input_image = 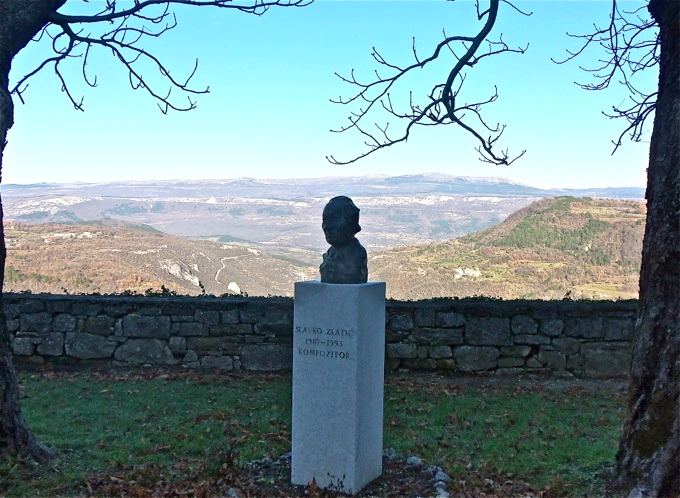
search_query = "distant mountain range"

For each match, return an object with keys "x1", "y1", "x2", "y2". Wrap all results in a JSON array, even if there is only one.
[
  {"x1": 2, "y1": 174, "x2": 645, "y2": 199},
  {"x1": 4, "y1": 196, "x2": 645, "y2": 300},
  {"x1": 2, "y1": 174, "x2": 645, "y2": 257}
]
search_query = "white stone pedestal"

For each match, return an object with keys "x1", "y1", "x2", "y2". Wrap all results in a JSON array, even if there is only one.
[{"x1": 291, "y1": 281, "x2": 386, "y2": 495}]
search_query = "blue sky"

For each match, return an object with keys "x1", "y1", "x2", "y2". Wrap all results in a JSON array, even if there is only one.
[{"x1": 4, "y1": 0, "x2": 655, "y2": 188}]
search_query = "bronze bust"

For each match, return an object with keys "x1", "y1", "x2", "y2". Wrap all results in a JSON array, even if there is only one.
[{"x1": 319, "y1": 196, "x2": 368, "y2": 284}]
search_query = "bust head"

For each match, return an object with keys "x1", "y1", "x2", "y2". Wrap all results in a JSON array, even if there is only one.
[
  {"x1": 319, "y1": 196, "x2": 367, "y2": 284},
  {"x1": 322, "y1": 196, "x2": 361, "y2": 248}
]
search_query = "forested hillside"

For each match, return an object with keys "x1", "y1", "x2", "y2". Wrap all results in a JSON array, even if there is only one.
[{"x1": 369, "y1": 197, "x2": 645, "y2": 300}]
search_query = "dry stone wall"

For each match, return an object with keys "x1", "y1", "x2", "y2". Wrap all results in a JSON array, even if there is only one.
[{"x1": 6, "y1": 293, "x2": 636, "y2": 378}]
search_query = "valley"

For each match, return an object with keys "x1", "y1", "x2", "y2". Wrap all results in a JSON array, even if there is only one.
[{"x1": 4, "y1": 193, "x2": 645, "y2": 300}]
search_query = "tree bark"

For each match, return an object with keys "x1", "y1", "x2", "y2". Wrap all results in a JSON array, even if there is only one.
[
  {"x1": 0, "y1": 0, "x2": 65, "y2": 462},
  {"x1": 0, "y1": 94, "x2": 54, "y2": 462},
  {"x1": 615, "y1": 0, "x2": 680, "y2": 495}
]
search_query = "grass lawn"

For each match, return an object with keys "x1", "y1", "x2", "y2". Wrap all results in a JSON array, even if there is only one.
[{"x1": 2, "y1": 368, "x2": 627, "y2": 496}]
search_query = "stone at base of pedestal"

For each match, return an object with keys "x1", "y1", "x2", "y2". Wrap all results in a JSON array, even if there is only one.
[{"x1": 291, "y1": 281, "x2": 386, "y2": 495}]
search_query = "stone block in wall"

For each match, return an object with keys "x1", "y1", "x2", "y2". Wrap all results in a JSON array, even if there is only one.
[
  {"x1": 201, "y1": 355, "x2": 234, "y2": 371},
  {"x1": 6, "y1": 319, "x2": 20, "y2": 333},
  {"x1": 195, "y1": 310, "x2": 220, "y2": 325},
  {"x1": 540, "y1": 319, "x2": 564, "y2": 337},
  {"x1": 159, "y1": 303, "x2": 196, "y2": 317},
  {"x1": 414, "y1": 308, "x2": 436, "y2": 327},
  {"x1": 240, "y1": 307, "x2": 266, "y2": 324},
  {"x1": 602, "y1": 318, "x2": 634, "y2": 341},
  {"x1": 538, "y1": 349, "x2": 567, "y2": 371},
  {"x1": 402, "y1": 359, "x2": 437, "y2": 370},
  {"x1": 222, "y1": 310, "x2": 240, "y2": 324},
  {"x1": 183, "y1": 350, "x2": 198, "y2": 364},
  {"x1": 552, "y1": 338, "x2": 580, "y2": 355},
  {"x1": 417, "y1": 346, "x2": 428, "y2": 359},
  {"x1": 169, "y1": 336, "x2": 187, "y2": 353},
  {"x1": 20, "y1": 299, "x2": 45, "y2": 313},
  {"x1": 4, "y1": 303, "x2": 20, "y2": 319},
  {"x1": 65, "y1": 332, "x2": 117, "y2": 359},
  {"x1": 241, "y1": 344, "x2": 292, "y2": 371},
  {"x1": 411, "y1": 328, "x2": 464, "y2": 346},
  {"x1": 582, "y1": 343, "x2": 630, "y2": 378},
  {"x1": 385, "y1": 358, "x2": 401, "y2": 370},
  {"x1": 565, "y1": 317, "x2": 604, "y2": 338},
  {"x1": 386, "y1": 343, "x2": 417, "y2": 359},
  {"x1": 385, "y1": 329, "x2": 408, "y2": 343},
  {"x1": 498, "y1": 357, "x2": 524, "y2": 368},
  {"x1": 466, "y1": 318, "x2": 512, "y2": 346},
  {"x1": 37, "y1": 333, "x2": 65, "y2": 356},
  {"x1": 453, "y1": 346, "x2": 499, "y2": 372},
  {"x1": 567, "y1": 354, "x2": 584, "y2": 375},
  {"x1": 254, "y1": 323, "x2": 291, "y2": 336},
  {"x1": 531, "y1": 308, "x2": 560, "y2": 320},
  {"x1": 267, "y1": 335, "x2": 295, "y2": 345},
  {"x1": 265, "y1": 306, "x2": 292, "y2": 324},
  {"x1": 245, "y1": 335, "x2": 264, "y2": 344},
  {"x1": 174, "y1": 322, "x2": 205, "y2": 337},
  {"x1": 436, "y1": 312, "x2": 465, "y2": 328},
  {"x1": 429, "y1": 346, "x2": 452, "y2": 359},
  {"x1": 71, "y1": 302, "x2": 103, "y2": 316},
  {"x1": 186, "y1": 336, "x2": 242, "y2": 354},
  {"x1": 210, "y1": 324, "x2": 253, "y2": 336},
  {"x1": 103, "y1": 304, "x2": 136, "y2": 317},
  {"x1": 171, "y1": 315, "x2": 193, "y2": 323},
  {"x1": 53, "y1": 314, "x2": 77, "y2": 332},
  {"x1": 526, "y1": 357, "x2": 544, "y2": 369},
  {"x1": 138, "y1": 307, "x2": 162, "y2": 317},
  {"x1": 388, "y1": 313, "x2": 414, "y2": 332},
  {"x1": 85, "y1": 316, "x2": 116, "y2": 336},
  {"x1": 114, "y1": 338, "x2": 178, "y2": 365},
  {"x1": 514, "y1": 334, "x2": 550, "y2": 345},
  {"x1": 122, "y1": 315, "x2": 171, "y2": 339},
  {"x1": 46, "y1": 300, "x2": 69, "y2": 313},
  {"x1": 12, "y1": 337, "x2": 34, "y2": 356},
  {"x1": 20, "y1": 312, "x2": 52, "y2": 334},
  {"x1": 511, "y1": 315, "x2": 538, "y2": 335},
  {"x1": 496, "y1": 368, "x2": 525, "y2": 376},
  {"x1": 500, "y1": 346, "x2": 531, "y2": 358}
]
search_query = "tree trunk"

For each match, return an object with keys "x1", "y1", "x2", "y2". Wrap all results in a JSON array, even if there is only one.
[
  {"x1": 615, "y1": 0, "x2": 680, "y2": 495},
  {"x1": 0, "y1": 74, "x2": 53, "y2": 464},
  {"x1": 0, "y1": 0, "x2": 65, "y2": 462}
]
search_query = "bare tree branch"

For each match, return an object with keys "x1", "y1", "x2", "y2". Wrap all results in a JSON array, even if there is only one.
[
  {"x1": 553, "y1": 0, "x2": 658, "y2": 152},
  {"x1": 328, "y1": 0, "x2": 529, "y2": 166},
  {"x1": 11, "y1": 0, "x2": 311, "y2": 112}
]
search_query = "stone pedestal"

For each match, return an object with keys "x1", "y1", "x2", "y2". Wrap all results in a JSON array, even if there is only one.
[{"x1": 291, "y1": 281, "x2": 386, "y2": 495}]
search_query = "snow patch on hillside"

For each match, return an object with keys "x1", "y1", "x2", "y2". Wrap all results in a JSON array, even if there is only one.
[{"x1": 13, "y1": 196, "x2": 98, "y2": 214}]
